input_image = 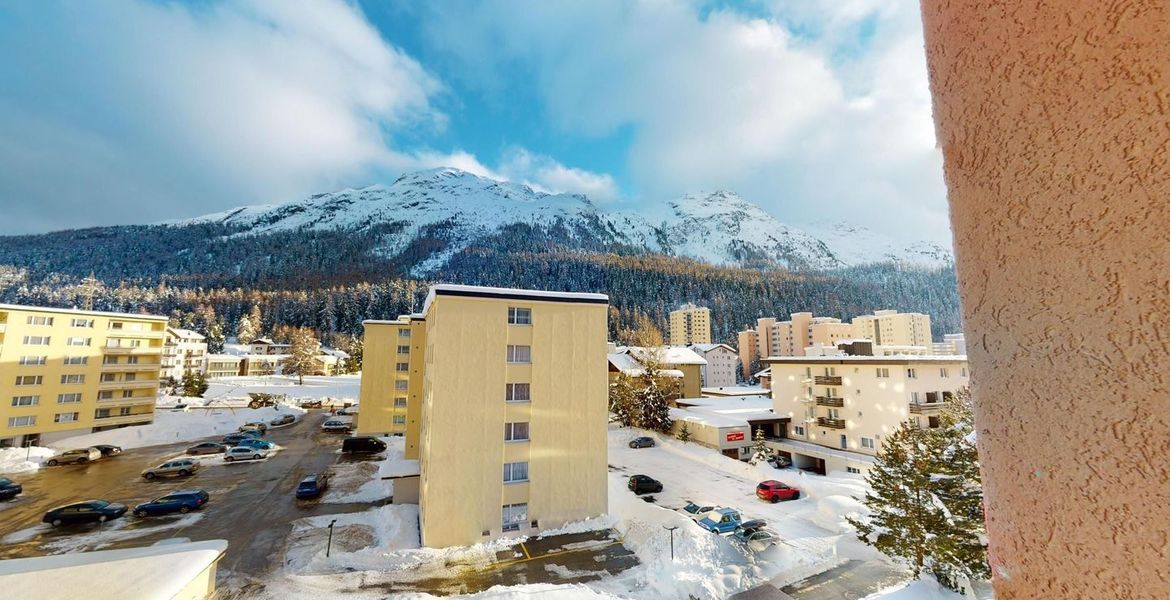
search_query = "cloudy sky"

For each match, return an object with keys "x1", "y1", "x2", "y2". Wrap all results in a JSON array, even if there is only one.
[{"x1": 0, "y1": 0, "x2": 950, "y2": 242}]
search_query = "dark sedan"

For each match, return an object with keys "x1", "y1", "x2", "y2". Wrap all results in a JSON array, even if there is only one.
[
  {"x1": 628, "y1": 474, "x2": 663, "y2": 495},
  {"x1": 186, "y1": 442, "x2": 227, "y2": 455},
  {"x1": 42, "y1": 500, "x2": 128, "y2": 527},
  {"x1": 92, "y1": 444, "x2": 123, "y2": 457},
  {"x1": 222, "y1": 432, "x2": 262, "y2": 445},
  {"x1": 628, "y1": 437, "x2": 655, "y2": 449},
  {"x1": 133, "y1": 490, "x2": 209, "y2": 517},
  {"x1": 295, "y1": 473, "x2": 330, "y2": 499},
  {"x1": 0, "y1": 477, "x2": 22, "y2": 501}
]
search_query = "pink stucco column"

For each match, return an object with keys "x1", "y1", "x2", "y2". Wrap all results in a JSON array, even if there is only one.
[{"x1": 920, "y1": 2, "x2": 1170, "y2": 598}]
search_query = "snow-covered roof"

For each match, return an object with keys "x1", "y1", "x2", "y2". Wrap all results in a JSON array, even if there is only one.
[
  {"x1": 774, "y1": 438, "x2": 877, "y2": 465},
  {"x1": 669, "y1": 407, "x2": 751, "y2": 429},
  {"x1": 607, "y1": 353, "x2": 684, "y2": 378},
  {"x1": 321, "y1": 348, "x2": 351, "y2": 359},
  {"x1": 689, "y1": 343, "x2": 736, "y2": 354},
  {"x1": 765, "y1": 354, "x2": 968, "y2": 364},
  {"x1": 753, "y1": 367, "x2": 771, "y2": 378},
  {"x1": 678, "y1": 395, "x2": 774, "y2": 411},
  {"x1": 674, "y1": 396, "x2": 778, "y2": 426},
  {"x1": 383, "y1": 459, "x2": 421, "y2": 478},
  {"x1": 0, "y1": 539, "x2": 227, "y2": 600},
  {"x1": 251, "y1": 337, "x2": 277, "y2": 345},
  {"x1": 166, "y1": 327, "x2": 205, "y2": 340},
  {"x1": 0, "y1": 303, "x2": 167, "y2": 321},
  {"x1": 423, "y1": 284, "x2": 608, "y2": 315},
  {"x1": 702, "y1": 386, "x2": 770, "y2": 397},
  {"x1": 622, "y1": 346, "x2": 707, "y2": 366}
]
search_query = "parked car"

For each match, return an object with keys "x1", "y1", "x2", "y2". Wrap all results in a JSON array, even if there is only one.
[
  {"x1": 342, "y1": 436, "x2": 387, "y2": 454},
  {"x1": 300, "y1": 399, "x2": 323, "y2": 409},
  {"x1": 45, "y1": 447, "x2": 101, "y2": 466},
  {"x1": 142, "y1": 458, "x2": 200, "y2": 480},
  {"x1": 186, "y1": 442, "x2": 226, "y2": 455},
  {"x1": 337, "y1": 404, "x2": 359, "y2": 416},
  {"x1": 171, "y1": 403, "x2": 189, "y2": 411},
  {"x1": 92, "y1": 445, "x2": 122, "y2": 457},
  {"x1": 239, "y1": 422, "x2": 268, "y2": 433},
  {"x1": 235, "y1": 438, "x2": 276, "y2": 451},
  {"x1": 698, "y1": 508, "x2": 743, "y2": 534},
  {"x1": 627, "y1": 474, "x2": 663, "y2": 495},
  {"x1": 270, "y1": 414, "x2": 296, "y2": 426},
  {"x1": 321, "y1": 419, "x2": 352, "y2": 433},
  {"x1": 732, "y1": 527, "x2": 778, "y2": 551},
  {"x1": 628, "y1": 437, "x2": 655, "y2": 449},
  {"x1": 224, "y1": 446, "x2": 269, "y2": 462},
  {"x1": 736, "y1": 519, "x2": 767, "y2": 532},
  {"x1": 222, "y1": 432, "x2": 262, "y2": 445},
  {"x1": 680, "y1": 501, "x2": 720, "y2": 522},
  {"x1": 767, "y1": 454, "x2": 792, "y2": 469},
  {"x1": 42, "y1": 500, "x2": 127, "y2": 527},
  {"x1": 756, "y1": 480, "x2": 801, "y2": 502},
  {"x1": 133, "y1": 490, "x2": 209, "y2": 517},
  {"x1": 295, "y1": 473, "x2": 330, "y2": 499},
  {"x1": 0, "y1": 477, "x2": 23, "y2": 501}
]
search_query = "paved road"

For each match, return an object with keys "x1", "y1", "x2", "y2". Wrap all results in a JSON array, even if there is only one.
[
  {"x1": 0, "y1": 412, "x2": 379, "y2": 583},
  {"x1": 781, "y1": 559, "x2": 908, "y2": 599}
]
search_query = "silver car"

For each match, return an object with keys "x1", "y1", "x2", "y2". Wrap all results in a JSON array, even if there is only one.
[
  {"x1": 142, "y1": 458, "x2": 200, "y2": 480},
  {"x1": 224, "y1": 446, "x2": 269, "y2": 462},
  {"x1": 45, "y1": 447, "x2": 101, "y2": 466}
]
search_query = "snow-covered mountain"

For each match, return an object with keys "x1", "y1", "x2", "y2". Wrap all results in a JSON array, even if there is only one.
[{"x1": 183, "y1": 167, "x2": 952, "y2": 274}]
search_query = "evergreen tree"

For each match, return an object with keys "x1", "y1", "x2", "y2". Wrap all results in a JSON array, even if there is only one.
[
  {"x1": 180, "y1": 371, "x2": 209, "y2": 398},
  {"x1": 748, "y1": 426, "x2": 769, "y2": 464},
  {"x1": 283, "y1": 328, "x2": 320, "y2": 385},
  {"x1": 929, "y1": 388, "x2": 989, "y2": 589},
  {"x1": 608, "y1": 372, "x2": 639, "y2": 426},
  {"x1": 236, "y1": 308, "x2": 258, "y2": 344},
  {"x1": 677, "y1": 420, "x2": 692, "y2": 443},
  {"x1": 342, "y1": 334, "x2": 363, "y2": 373}
]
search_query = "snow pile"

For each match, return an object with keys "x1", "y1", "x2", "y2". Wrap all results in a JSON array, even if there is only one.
[
  {"x1": 398, "y1": 583, "x2": 632, "y2": 599},
  {"x1": 194, "y1": 374, "x2": 361, "y2": 404},
  {"x1": 0, "y1": 446, "x2": 56, "y2": 474},
  {"x1": 283, "y1": 504, "x2": 421, "y2": 574},
  {"x1": 812, "y1": 495, "x2": 868, "y2": 534},
  {"x1": 47, "y1": 404, "x2": 305, "y2": 450},
  {"x1": 861, "y1": 575, "x2": 967, "y2": 600},
  {"x1": 322, "y1": 437, "x2": 404, "y2": 504}
]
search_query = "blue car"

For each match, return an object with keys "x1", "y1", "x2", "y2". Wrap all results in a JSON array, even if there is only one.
[
  {"x1": 235, "y1": 438, "x2": 276, "y2": 451},
  {"x1": 133, "y1": 489, "x2": 209, "y2": 517},
  {"x1": 222, "y1": 431, "x2": 262, "y2": 445},
  {"x1": 295, "y1": 473, "x2": 330, "y2": 499},
  {"x1": 0, "y1": 477, "x2": 22, "y2": 501},
  {"x1": 698, "y1": 508, "x2": 743, "y2": 534}
]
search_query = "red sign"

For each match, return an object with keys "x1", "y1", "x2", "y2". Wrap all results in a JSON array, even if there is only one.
[{"x1": 726, "y1": 431, "x2": 745, "y2": 442}]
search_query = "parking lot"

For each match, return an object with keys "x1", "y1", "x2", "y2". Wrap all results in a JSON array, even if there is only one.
[{"x1": 0, "y1": 413, "x2": 385, "y2": 583}]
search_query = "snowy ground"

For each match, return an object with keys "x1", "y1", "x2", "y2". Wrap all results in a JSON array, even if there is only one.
[
  {"x1": 194, "y1": 374, "x2": 361, "y2": 406},
  {"x1": 319, "y1": 436, "x2": 403, "y2": 504},
  {"x1": 45, "y1": 405, "x2": 304, "y2": 452},
  {"x1": 0, "y1": 446, "x2": 58, "y2": 475}
]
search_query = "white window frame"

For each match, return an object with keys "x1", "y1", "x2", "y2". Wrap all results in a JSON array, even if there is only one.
[
  {"x1": 395, "y1": 362, "x2": 409, "y2": 372},
  {"x1": 65, "y1": 356, "x2": 89, "y2": 365},
  {"x1": 54, "y1": 412, "x2": 80, "y2": 423},
  {"x1": 70, "y1": 318, "x2": 94, "y2": 328},
  {"x1": 22, "y1": 335, "x2": 50, "y2": 346},
  {"x1": 504, "y1": 422, "x2": 530, "y2": 442},
  {"x1": 394, "y1": 380, "x2": 409, "y2": 391},
  {"x1": 392, "y1": 415, "x2": 406, "y2": 425},
  {"x1": 15, "y1": 375, "x2": 42, "y2": 386},
  {"x1": 19, "y1": 356, "x2": 47, "y2": 366},
  {"x1": 7, "y1": 415, "x2": 36, "y2": 428},
  {"x1": 66, "y1": 337, "x2": 91, "y2": 347},
  {"x1": 26, "y1": 316, "x2": 53, "y2": 326},
  {"x1": 394, "y1": 396, "x2": 407, "y2": 407},
  {"x1": 906, "y1": 368, "x2": 918, "y2": 379},
  {"x1": 57, "y1": 393, "x2": 83, "y2": 404},
  {"x1": 98, "y1": 391, "x2": 114, "y2": 400},
  {"x1": 507, "y1": 307, "x2": 532, "y2": 325},
  {"x1": 793, "y1": 425, "x2": 805, "y2": 436},
  {"x1": 398, "y1": 328, "x2": 411, "y2": 338},
  {"x1": 95, "y1": 408, "x2": 111, "y2": 418},
  {"x1": 940, "y1": 368, "x2": 949, "y2": 378},
  {"x1": 506, "y1": 345, "x2": 531, "y2": 364},
  {"x1": 505, "y1": 383, "x2": 531, "y2": 403},
  {"x1": 397, "y1": 345, "x2": 410, "y2": 354},
  {"x1": 502, "y1": 503, "x2": 528, "y2": 532},
  {"x1": 11, "y1": 395, "x2": 39, "y2": 407},
  {"x1": 503, "y1": 461, "x2": 529, "y2": 483},
  {"x1": 860, "y1": 437, "x2": 875, "y2": 449},
  {"x1": 60, "y1": 374, "x2": 85, "y2": 385}
]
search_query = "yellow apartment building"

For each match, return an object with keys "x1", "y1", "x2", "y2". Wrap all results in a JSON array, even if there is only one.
[
  {"x1": 736, "y1": 328, "x2": 757, "y2": 381},
  {"x1": 0, "y1": 304, "x2": 166, "y2": 447},
  {"x1": 851, "y1": 309, "x2": 932, "y2": 349},
  {"x1": 668, "y1": 303, "x2": 711, "y2": 345},
  {"x1": 768, "y1": 312, "x2": 856, "y2": 357},
  {"x1": 358, "y1": 285, "x2": 610, "y2": 548},
  {"x1": 765, "y1": 352, "x2": 969, "y2": 475}
]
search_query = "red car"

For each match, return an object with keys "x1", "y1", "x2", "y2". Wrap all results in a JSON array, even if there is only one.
[{"x1": 756, "y1": 480, "x2": 801, "y2": 502}]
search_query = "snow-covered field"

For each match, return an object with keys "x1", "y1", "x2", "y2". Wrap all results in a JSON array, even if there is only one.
[
  {"x1": 165, "y1": 374, "x2": 361, "y2": 407},
  {"x1": 320, "y1": 436, "x2": 403, "y2": 504},
  {"x1": 45, "y1": 405, "x2": 304, "y2": 452},
  {"x1": 0, "y1": 446, "x2": 58, "y2": 474}
]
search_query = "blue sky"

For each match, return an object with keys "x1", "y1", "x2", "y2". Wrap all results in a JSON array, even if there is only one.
[{"x1": 0, "y1": 0, "x2": 950, "y2": 243}]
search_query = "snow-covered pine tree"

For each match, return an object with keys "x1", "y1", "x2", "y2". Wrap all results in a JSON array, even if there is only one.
[
  {"x1": 342, "y1": 334, "x2": 363, "y2": 373},
  {"x1": 928, "y1": 388, "x2": 989, "y2": 589},
  {"x1": 608, "y1": 372, "x2": 639, "y2": 427},
  {"x1": 749, "y1": 426, "x2": 769, "y2": 464},
  {"x1": 677, "y1": 420, "x2": 692, "y2": 443},
  {"x1": 236, "y1": 309, "x2": 258, "y2": 344},
  {"x1": 283, "y1": 328, "x2": 320, "y2": 385}
]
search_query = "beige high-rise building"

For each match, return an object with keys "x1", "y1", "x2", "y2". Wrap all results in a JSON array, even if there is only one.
[
  {"x1": 761, "y1": 313, "x2": 856, "y2": 357},
  {"x1": 669, "y1": 303, "x2": 711, "y2": 345},
  {"x1": 851, "y1": 310, "x2": 932, "y2": 349},
  {"x1": 0, "y1": 304, "x2": 166, "y2": 447},
  {"x1": 358, "y1": 285, "x2": 609, "y2": 548},
  {"x1": 736, "y1": 329, "x2": 757, "y2": 381}
]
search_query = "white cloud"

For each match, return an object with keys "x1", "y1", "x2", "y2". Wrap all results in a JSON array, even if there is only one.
[
  {"x1": 498, "y1": 149, "x2": 621, "y2": 202},
  {"x1": 413, "y1": 1, "x2": 951, "y2": 243}
]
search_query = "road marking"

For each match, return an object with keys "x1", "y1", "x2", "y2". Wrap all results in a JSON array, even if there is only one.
[
  {"x1": 491, "y1": 539, "x2": 619, "y2": 570},
  {"x1": 520, "y1": 542, "x2": 532, "y2": 559}
]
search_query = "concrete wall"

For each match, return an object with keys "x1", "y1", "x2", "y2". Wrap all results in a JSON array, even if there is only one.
[{"x1": 921, "y1": 2, "x2": 1170, "y2": 596}]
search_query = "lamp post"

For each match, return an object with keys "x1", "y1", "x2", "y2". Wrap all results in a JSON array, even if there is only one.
[
  {"x1": 663, "y1": 525, "x2": 679, "y2": 561},
  {"x1": 326, "y1": 519, "x2": 338, "y2": 557}
]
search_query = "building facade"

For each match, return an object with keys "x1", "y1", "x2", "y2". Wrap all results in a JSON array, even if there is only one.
[
  {"x1": 736, "y1": 328, "x2": 757, "y2": 381},
  {"x1": 766, "y1": 353, "x2": 970, "y2": 475},
  {"x1": 689, "y1": 343, "x2": 739, "y2": 388},
  {"x1": 356, "y1": 315, "x2": 424, "y2": 448},
  {"x1": 161, "y1": 328, "x2": 206, "y2": 382},
  {"x1": 204, "y1": 354, "x2": 243, "y2": 379},
  {"x1": 0, "y1": 304, "x2": 166, "y2": 447},
  {"x1": 668, "y1": 303, "x2": 711, "y2": 346},
  {"x1": 359, "y1": 285, "x2": 610, "y2": 548},
  {"x1": 851, "y1": 310, "x2": 932, "y2": 349}
]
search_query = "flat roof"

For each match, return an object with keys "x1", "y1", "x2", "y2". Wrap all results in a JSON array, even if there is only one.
[
  {"x1": 765, "y1": 354, "x2": 968, "y2": 364},
  {"x1": 0, "y1": 303, "x2": 167, "y2": 321},
  {"x1": 677, "y1": 395, "x2": 774, "y2": 410},
  {"x1": 702, "y1": 386, "x2": 769, "y2": 396},
  {"x1": 423, "y1": 284, "x2": 608, "y2": 314}
]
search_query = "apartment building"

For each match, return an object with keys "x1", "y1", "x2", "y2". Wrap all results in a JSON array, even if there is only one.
[
  {"x1": 204, "y1": 354, "x2": 243, "y2": 379},
  {"x1": 689, "y1": 343, "x2": 739, "y2": 388},
  {"x1": 618, "y1": 346, "x2": 707, "y2": 399},
  {"x1": 161, "y1": 327, "x2": 206, "y2": 382},
  {"x1": 932, "y1": 333, "x2": 967, "y2": 355},
  {"x1": 736, "y1": 328, "x2": 757, "y2": 381},
  {"x1": 248, "y1": 338, "x2": 290, "y2": 355},
  {"x1": 668, "y1": 303, "x2": 711, "y2": 345},
  {"x1": 0, "y1": 304, "x2": 166, "y2": 447},
  {"x1": 765, "y1": 350, "x2": 969, "y2": 475},
  {"x1": 851, "y1": 310, "x2": 932, "y2": 349},
  {"x1": 359, "y1": 285, "x2": 609, "y2": 548},
  {"x1": 768, "y1": 313, "x2": 856, "y2": 357}
]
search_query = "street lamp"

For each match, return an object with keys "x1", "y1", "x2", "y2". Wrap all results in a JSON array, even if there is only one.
[
  {"x1": 326, "y1": 519, "x2": 338, "y2": 557},
  {"x1": 663, "y1": 525, "x2": 679, "y2": 561}
]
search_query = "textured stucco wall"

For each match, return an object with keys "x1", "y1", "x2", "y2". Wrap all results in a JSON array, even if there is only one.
[{"x1": 920, "y1": 2, "x2": 1170, "y2": 598}]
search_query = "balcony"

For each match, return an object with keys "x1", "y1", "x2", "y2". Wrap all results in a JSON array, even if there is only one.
[
  {"x1": 101, "y1": 363, "x2": 161, "y2": 373},
  {"x1": 815, "y1": 417, "x2": 846, "y2": 429},
  {"x1": 815, "y1": 396, "x2": 844, "y2": 407},
  {"x1": 103, "y1": 345, "x2": 161, "y2": 355},
  {"x1": 98, "y1": 379, "x2": 160, "y2": 390},
  {"x1": 105, "y1": 329, "x2": 165, "y2": 339},
  {"x1": 97, "y1": 395, "x2": 156, "y2": 407},
  {"x1": 814, "y1": 376, "x2": 842, "y2": 386},
  {"x1": 92, "y1": 413, "x2": 154, "y2": 427},
  {"x1": 909, "y1": 402, "x2": 944, "y2": 414}
]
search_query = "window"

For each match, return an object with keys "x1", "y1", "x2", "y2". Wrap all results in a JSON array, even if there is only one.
[
  {"x1": 824, "y1": 367, "x2": 836, "y2": 376},
  {"x1": 65, "y1": 356, "x2": 89, "y2": 365},
  {"x1": 124, "y1": 373, "x2": 136, "y2": 382},
  {"x1": 394, "y1": 380, "x2": 408, "y2": 391},
  {"x1": 839, "y1": 434, "x2": 848, "y2": 449},
  {"x1": 98, "y1": 391, "x2": 114, "y2": 400},
  {"x1": 122, "y1": 390, "x2": 134, "y2": 398},
  {"x1": 906, "y1": 368, "x2": 918, "y2": 379},
  {"x1": 95, "y1": 408, "x2": 111, "y2": 419},
  {"x1": 15, "y1": 376, "x2": 42, "y2": 386},
  {"x1": 397, "y1": 345, "x2": 410, "y2": 354},
  {"x1": 54, "y1": 412, "x2": 79, "y2": 423},
  {"x1": 846, "y1": 467, "x2": 861, "y2": 474},
  {"x1": 940, "y1": 368, "x2": 949, "y2": 378},
  {"x1": 911, "y1": 391, "x2": 921, "y2": 403},
  {"x1": 387, "y1": 415, "x2": 404, "y2": 425},
  {"x1": 127, "y1": 356, "x2": 139, "y2": 364},
  {"x1": 60, "y1": 374, "x2": 85, "y2": 385},
  {"x1": 395, "y1": 362, "x2": 409, "y2": 372},
  {"x1": 394, "y1": 396, "x2": 407, "y2": 407},
  {"x1": 109, "y1": 322, "x2": 124, "y2": 330},
  {"x1": 102, "y1": 356, "x2": 118, "y2": 365},
  {"x1": 503, "y1": 461, "x2": 529, "y2": 483},
  {"x1": 860, "y1": 437, "x2": 875, "y2": 450},
  {"x1": 507, "y1": 307, "x2": 532, "y2": 325},
  {"x1": 19, "y1": 356, "x2": 47, "y2": 366},
  {"x1": 793, "y1": 425, "x2": 805, "y2": 436},
  {"x1": 502, "y1": 503, "x2": 528, "y2": 532},
  {"x1": 961, "y1": 367, "x2": 968, "y2": 377},
  {"x1": 506, "y1": 345, "x2": 531, "y2": 364},
  {"x1": 26, "y1": 316, "x2": 54, "y2": 326},
  {"x1": 11, "y1": 395, "x2": 39, "y2": 407},
  {"x1": 67, "y1": 337, "x2": 91, "y2": 347},
  {"x1": 119, "y1": 407, "x2": 131, "y2": 416},
  {"x1": 101, "y1": 373, "x2": 117, "y2": 383},
  {"x1": 505, "y1": 383, "x2": 530, "y2": 403},
  {"x1": 58, "y1": 393, "x2": 82, "y2": 404},
  {"x1": 398, "y1": 328, "x2": 411, "y2": 338},
  {"x1": 22, "y1": 335, "x2": 50, "y2": 346},
  {"x1": 70, "y1": 318, "x2": 94, "y2": 327},
  {"x1": 8, "y1": 416, "x2": 36, "y2": 428},
  {"x1": 504, "y1": 422, "x2": 530, "y2": 442},
  {"x1": 875, "y1": 367, "x2": 889, "y2": 378},
  {"x1": 828, "y1": 408, "x2": 840, "y2": 419}
]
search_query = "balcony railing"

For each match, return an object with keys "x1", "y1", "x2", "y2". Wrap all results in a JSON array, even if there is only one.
[
  {"x1": 105, "y1": 329, "x2": 165, "y2": 339},
  {"x1": 100, "y1": 363, "x2": 160, "y2": 373},
  {"x1": 816, "y1": 417, "x2": 846, "y2": 429},
  {"x1": 814, "y1": 376, "x2": 842, "y2": 385},
  {"x1": 98, "y1": 379, "x2": 160, "y2": 390},
  {"x1": 92, "y1": 413, "x2": 154, "y2": 427},
  {"x1": 909, "y1": 402, "x2": 944, "y2": 414},
  {"x1": 97, "y1": 395, "x2": 155, "y2": 406},
  {"x1": 815, "y1": 396, "x2": 844, "y2": 407}
]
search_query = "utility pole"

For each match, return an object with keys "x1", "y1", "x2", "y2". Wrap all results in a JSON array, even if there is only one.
[
  {"x1": 326, "y1": 519, "x2": 338, "y2": 557},
  {"x1": 81, "y1": 272, "x2": 99, "y2": 311},
  {"x1": 663, "y1": 525, "x2": 678, "y2": 561}
]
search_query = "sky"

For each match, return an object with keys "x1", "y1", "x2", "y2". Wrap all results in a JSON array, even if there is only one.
[{"x1": 0, "y1": 0, "x2": 951, "y2": 243}]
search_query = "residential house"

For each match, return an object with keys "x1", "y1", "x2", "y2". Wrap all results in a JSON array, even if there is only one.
[
  {"x1": 689, "y1": 343, "x2": 739, "y2": 388},
  {"x1": 161, "y1": 327, "x2": 206, "y2": 382}
]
